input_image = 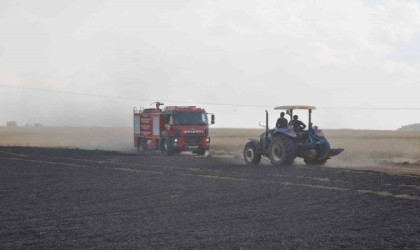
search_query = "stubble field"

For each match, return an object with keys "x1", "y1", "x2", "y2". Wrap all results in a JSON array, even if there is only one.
[{"x1": 0, "y1": 126, "x2": 419, "y2": 248}]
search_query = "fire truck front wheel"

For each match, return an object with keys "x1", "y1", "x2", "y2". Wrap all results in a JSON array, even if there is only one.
[
  {"x1": 160, "y1": 138, "x2": 172, "y2": 156},
  {"x1": 196, "y1": 148, "x2": 206, "y2": 156}
]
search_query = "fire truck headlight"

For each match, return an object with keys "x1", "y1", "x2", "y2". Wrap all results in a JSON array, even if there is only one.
[
  {"x1": 205, "y1": 138, "x2": 210, "y2": 145},
  {"x1": 174, "y1": 138, "x2": 178, "y2": 142}
]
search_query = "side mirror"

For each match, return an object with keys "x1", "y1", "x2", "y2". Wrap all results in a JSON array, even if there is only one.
[
  {"x1": 258, "y1": 121, "x2": 266, "y2": 128},
  {"x1": 211, "y1": 114, "x2": 215, "y2": 125}
]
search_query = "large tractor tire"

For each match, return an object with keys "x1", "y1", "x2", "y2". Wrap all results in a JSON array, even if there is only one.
[
  {"x1": 268, "y1": 134, "x2": 296, "y2": 166},
  {"x1": 243, "y1": 141, "x2": 261, "y2": 165}
]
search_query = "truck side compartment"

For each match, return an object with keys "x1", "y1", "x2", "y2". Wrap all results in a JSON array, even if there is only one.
[{"x1": 133, "y1": 102, "x2": 214, "y2": 155}]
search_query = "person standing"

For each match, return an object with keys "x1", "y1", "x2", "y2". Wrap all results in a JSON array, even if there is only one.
[{"x1": 276, "y1": 112, "x2": 288, "y2": 129}]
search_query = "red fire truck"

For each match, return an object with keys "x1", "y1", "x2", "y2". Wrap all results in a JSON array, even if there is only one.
[{"x1": 133, "y1": 102, "x2": 215, "y2": 155}]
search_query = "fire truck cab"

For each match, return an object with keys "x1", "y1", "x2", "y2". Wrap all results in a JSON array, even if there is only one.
[{"x1": 133, "y1": 102, "x2": 215, "y2": 155}]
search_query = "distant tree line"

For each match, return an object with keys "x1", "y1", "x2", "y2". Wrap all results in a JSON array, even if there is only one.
[{"x1": 398, "y1": 123, "x2": 420, "y2": 131}]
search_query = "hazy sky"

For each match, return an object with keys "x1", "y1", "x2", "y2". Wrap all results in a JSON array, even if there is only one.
[{"x1": 1, "y1": 0, "x2": 419, "y2": 129}]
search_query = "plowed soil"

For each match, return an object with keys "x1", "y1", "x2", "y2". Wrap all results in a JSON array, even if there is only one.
[{"x1": 1, "y1": 146, "x2": 419, "y2": 249}]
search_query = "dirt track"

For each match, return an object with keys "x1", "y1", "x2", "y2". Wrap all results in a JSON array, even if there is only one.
[{"x1": 1, "y1": 147, "x2": 419, "y2": 249}]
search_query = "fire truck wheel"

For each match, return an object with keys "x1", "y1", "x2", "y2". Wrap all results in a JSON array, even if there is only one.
[{"x1": 197, "y1": 149, "x2": 206, "y2": 156}]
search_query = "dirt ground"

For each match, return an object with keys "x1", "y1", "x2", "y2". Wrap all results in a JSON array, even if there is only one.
[
  {"x1": 1, "y1": 146, "x2": 419, "y2": 249},
  {"x1": 1, "y1": 126, "x2": 419, "y2": 176}
]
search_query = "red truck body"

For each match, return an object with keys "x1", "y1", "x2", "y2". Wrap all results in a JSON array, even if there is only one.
[{"x1": 133, "y1": 103, "x2": 214, "y2": 155}]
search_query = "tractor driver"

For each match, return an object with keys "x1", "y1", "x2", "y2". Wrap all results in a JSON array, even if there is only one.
[
  {"x1": 276, "y1": 112, "x2": 288, "y2": 129},
  {"x1": 292, "y1": 115, "x2": 306, "y2": 132}
]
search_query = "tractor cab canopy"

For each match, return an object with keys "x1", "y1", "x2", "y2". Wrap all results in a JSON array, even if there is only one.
[
  {"x1": 274, "y1": 105, "x2": 316, "y2": 131},
  {"x1": 274, "y1": 105, "x2": 316, "y2": 110}
]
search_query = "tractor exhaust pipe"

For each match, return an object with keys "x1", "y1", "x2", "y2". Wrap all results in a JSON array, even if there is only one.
[{"x1": 265, "y1": 110, "x2": 269, "y2": 141}]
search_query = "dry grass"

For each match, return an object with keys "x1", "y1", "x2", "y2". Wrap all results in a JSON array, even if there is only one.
[
  {"x1": 209, "y1": 128, "x2": 264, "y2": 156},
  {"x1": 1, "y1": 126, "x2": 419, "y2": 175}
]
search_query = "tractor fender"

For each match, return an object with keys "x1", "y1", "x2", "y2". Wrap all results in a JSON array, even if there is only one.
[
  {"x1": 247, "y1": 139, "x2": 263, "y2": 154},
  {"x1": 317, "y1": 140, "x2": 331, "y2": 160},
  {"x1": 298, "y1": 139, "x2": 331, "y2": 160},
  {"x1": 272, "y1": 128, "x2": 297, "y2": 138}
]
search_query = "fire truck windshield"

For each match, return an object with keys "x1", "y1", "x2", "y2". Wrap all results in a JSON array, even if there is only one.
[{"x1": 174, "y1": 112, "x2": 208, "y2": 126}]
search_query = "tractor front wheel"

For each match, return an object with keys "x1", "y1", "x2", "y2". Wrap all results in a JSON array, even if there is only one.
[
  {"x1": 243, "y1": 141, "x2": 261, "y2": 165},
  {"x1": 268, "y1": 135, "x2": 296, "y2": 166}
]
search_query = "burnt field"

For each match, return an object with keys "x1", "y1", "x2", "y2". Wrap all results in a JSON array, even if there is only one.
[{"x1": 1, "y1": 146, "x2": 420, "y2": 249}]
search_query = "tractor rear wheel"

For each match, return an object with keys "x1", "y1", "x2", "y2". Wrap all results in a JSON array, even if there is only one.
[
  {"x1": 268, "y1": 135, "x2": 296, "y2": 166},
  {"x1": 243, "y1": 141, "x2": 261, "y2": 165}
]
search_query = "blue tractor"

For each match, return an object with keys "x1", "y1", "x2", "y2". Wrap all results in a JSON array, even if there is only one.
[{"x1": 243, "y1": 106, "x2": 344, "y2": 166}]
